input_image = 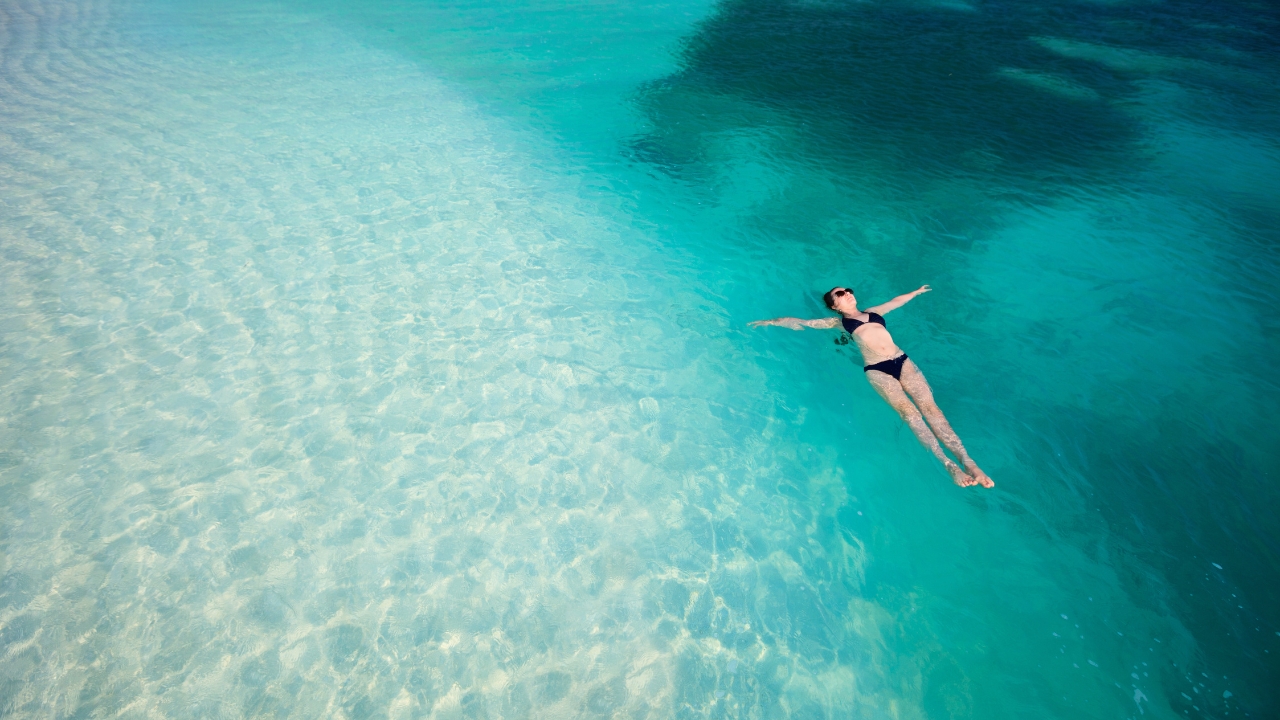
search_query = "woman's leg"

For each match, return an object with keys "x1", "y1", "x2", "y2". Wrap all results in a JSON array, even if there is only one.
[
  {"x1": 897, "y1": 360, "x2": 994, "y2": 488},
  {"x1": 864, "y1": 370, "x2": 979, "y2": 487}
]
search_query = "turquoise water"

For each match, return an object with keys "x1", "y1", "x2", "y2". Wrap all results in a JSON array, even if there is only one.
[{"x1": 1, "y1": 0, "x2": 1278, "y2": 716}]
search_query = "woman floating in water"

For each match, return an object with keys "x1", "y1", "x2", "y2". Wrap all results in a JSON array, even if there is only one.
[{"x1": 750, "y1": 285, "x2": 994, "y2": 488}]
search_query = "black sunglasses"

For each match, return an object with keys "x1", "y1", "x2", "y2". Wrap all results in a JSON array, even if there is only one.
[{"x1": 833, "y1": 289, "x2": 852, "y2": 298}]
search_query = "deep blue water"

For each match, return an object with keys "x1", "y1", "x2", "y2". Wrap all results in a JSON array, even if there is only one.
[{"x1": 1, "y1": 0, "x2": 1278, "y2": 716}]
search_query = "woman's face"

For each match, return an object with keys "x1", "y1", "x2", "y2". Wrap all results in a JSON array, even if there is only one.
[{"x1": 830, "y1": 287, "x2": 857, "y2": 312}]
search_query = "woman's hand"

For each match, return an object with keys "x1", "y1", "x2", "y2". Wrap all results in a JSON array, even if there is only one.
[{"x1": 865, "y1": 285, "x2": 930, "y2": 315}]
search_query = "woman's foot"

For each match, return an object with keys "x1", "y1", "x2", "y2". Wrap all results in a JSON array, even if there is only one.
[
  {"x1": 964, "y1": 463, "x2": 995, "y2": 488},
  {"x1": 945, "y1": 461, "x2": 978, "y2": 487}
]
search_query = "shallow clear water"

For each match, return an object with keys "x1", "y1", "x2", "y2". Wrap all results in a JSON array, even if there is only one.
[{"x1": 1, "y1": 0, "x2": 1278, "y2": 717}]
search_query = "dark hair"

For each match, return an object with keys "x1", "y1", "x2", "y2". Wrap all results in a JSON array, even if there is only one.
[{"x1": 822, "y1": 287, "x2": 847, "y2": 310}]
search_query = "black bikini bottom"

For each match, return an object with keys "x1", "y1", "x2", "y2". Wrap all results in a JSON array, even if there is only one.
[{"x1": 863, "y1": 353, "x2": 908, "y2": 380}]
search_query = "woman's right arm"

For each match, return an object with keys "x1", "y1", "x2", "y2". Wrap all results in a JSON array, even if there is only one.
[{"x1": 748, "y1": 317, "x2": 841, "y2": 331}]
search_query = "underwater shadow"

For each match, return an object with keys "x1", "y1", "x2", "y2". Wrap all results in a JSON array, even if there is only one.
[{"x1": 629, "y1": 0, "x2": 1274, "y2": 199}]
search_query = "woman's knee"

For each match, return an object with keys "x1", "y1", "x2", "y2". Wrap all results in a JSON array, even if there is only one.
[
  {"x1": 895, "y1": 403, "x2": 924, "y2": 422},
  {"x1": 918, "y1": 401, "x2": 945, "y2": 420}
]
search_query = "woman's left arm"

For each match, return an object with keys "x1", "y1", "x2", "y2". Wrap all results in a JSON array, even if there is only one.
[{"x1": 866, "y1": 285, "x2": 931, "y2": 315}]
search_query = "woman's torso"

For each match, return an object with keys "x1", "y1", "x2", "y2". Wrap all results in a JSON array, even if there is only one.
[{"x1": 842, "y1": 313, "x2": 904, "y2": 364}]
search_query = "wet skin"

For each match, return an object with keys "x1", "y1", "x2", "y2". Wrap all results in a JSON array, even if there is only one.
[{"x1": 749, "y1": 286, "x2": 994, "y2": 488}]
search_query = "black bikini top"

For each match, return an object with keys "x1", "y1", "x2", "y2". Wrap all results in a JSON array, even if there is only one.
[{"x1": 841, "y1": 312, "x2": 886, "y2": 334}]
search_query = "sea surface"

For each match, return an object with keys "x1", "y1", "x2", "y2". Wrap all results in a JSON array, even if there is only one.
[{"x1": 1, "y1": 0, "x2": 1278, "y2": 717}]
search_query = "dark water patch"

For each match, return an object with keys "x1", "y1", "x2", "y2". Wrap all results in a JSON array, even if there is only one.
[
  {"x1": 637, "y1": 0, "x2": 1132, "y2": 188},
  {"x1": 326, "y1": 624, "x2": 368, "y2": 673},
  {"x1": 1010, "y1": 396, "x2": 1280, "y2": 712},
  {"x1": 632, "y1": 0, "x2": 1280, "y2": 217}
]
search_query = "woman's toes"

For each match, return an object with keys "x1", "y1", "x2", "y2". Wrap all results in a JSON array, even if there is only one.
[
  {"x1": 946, "y1": 464, "x2": 975, "y2": 487},
  {"x1": 964, "y1": 465, "x2": 994, "y2": 488}
]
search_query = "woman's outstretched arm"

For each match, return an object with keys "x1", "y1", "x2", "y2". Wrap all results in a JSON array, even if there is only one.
[
  {"x1": 748, "y1": 316, "x2": 841, "y2": 330},
  {"x1": 865, "y1": 285, "x2": 931, "y2": 315}
]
